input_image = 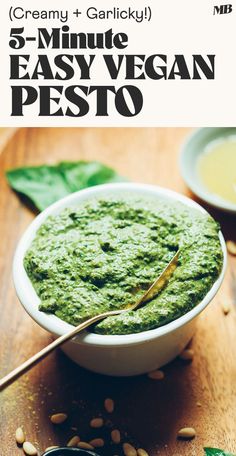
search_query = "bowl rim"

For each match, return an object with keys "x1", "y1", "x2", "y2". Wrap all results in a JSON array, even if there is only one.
[
  {"x1": 13, "y1": 182, "x2": 227, "y2": 347},
  {"x1": 180, "y1": 127, "x2": 236, "y2": 213}
]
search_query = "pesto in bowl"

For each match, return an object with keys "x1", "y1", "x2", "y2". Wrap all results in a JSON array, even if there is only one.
[{"x1": 24, "y1": 196, "x2": 223, "y2": 335}]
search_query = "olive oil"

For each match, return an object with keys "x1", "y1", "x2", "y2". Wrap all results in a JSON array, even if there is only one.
[{"x1": 198, "y1": 136, "x2": 236, "y2": 205}]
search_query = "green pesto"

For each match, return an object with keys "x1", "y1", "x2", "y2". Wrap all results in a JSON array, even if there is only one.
[{"x1": 24, "y1": 196, "x2": 223, "y2": 335}]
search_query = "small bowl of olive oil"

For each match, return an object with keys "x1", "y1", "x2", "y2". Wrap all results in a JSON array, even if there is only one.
[{"x1": 180, "y1": 128, "x2": 236, "y2": 213}]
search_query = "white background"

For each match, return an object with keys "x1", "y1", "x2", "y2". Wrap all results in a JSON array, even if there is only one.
[{"x1": 0, "y1": 0, "x2": 235, "y2": 126}]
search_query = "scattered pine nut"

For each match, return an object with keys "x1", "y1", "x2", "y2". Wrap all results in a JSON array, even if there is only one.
[
  {"x1": 111, "y1": 429, "x2": 121, "y2": 444},
  {"x1": 23, "y1": 442, "x2": 38, "y2": 455},
  {"x1": 196, "y1": 401, "x2": 202, "y2": 407},
  {"x1": 104, "y1": 397, "x2": 114, "y2": 413},
  {"x1": 45, "y1": 447, "x2": 59, "y2": 452},
  {"x1": 137, "y1": 449, "x2": 149, "y2": 456},
  {"x1": 67, "y1": 436, "x2": 80, "y2": 447},
  {"x1": 50, "y1": 413, "x2": 68, "y2": 424},
  {"x1": 123, "y1": 442, "x2": 137, "y2": 456},
  {"x1": 78, "y1": 441, "x2": 94, "y2": 450},
  {"x1": 177, "y1": 427, "x2": 196, "y2": 439},
  {"x1": 226, "y1": 240, "x2": 236, "y2": 256},
  {"x1": 15, "y1": 427, "x2": 25, "y2": 445},
  {"x1": 89, "y1": 438, "x2": 105, "y2": 448},
  {"x1": 179, "y1": 349, "x2": 194, "y2": 361},
  {"x1": 147, "y1": 369, "x2": 164, "y2": 380},
  {"x1": 222, "y1": 302, "x2": 231, "y2": 315},
  {"x1": 90, "y1": 417, "x2": 104, "y2": 428}
]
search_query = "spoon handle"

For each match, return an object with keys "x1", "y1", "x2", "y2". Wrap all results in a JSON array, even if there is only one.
[{"x1": 0, "y1": 311, "x2": 112, "y2": 391}]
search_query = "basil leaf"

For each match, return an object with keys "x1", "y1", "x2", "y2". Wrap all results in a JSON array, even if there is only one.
[
  {"x1": 6, "y1": 161, "x2": 125, "y2": 211},
  {"x1": 204, "y1": 448, "x2": 236, "y2": 456},
  {"x1": 6, "y1": 165, "x2": 70, "y2": 211}
]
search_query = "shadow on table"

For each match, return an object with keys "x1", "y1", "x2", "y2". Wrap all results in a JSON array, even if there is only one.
[{"x1": 189, "y1": 192, "x2": 236, "y2": 241}]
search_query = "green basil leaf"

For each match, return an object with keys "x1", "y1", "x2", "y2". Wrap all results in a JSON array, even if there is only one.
[
  {"x1": 204, "y1": 447, "x2": 236, "y2": 456},
  {"x1": 6, "y1": 161, "x2": 126, "y2": 212}
]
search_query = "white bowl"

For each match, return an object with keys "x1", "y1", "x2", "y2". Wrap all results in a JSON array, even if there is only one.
[
  {"x1": 180, "y1": 127, "x2": 236, "y2": 213},
  {"x1": 13, "y1": 183, "x2": 227, "y2": 376}
]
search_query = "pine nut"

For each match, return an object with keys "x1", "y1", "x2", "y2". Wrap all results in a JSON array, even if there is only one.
[
  {"x1": 45, "y1": 447, "x2": 59, "y2": 452},
  {"x1": 23, "y1": 442, "x2": 38, "y2": 455},
  {"x1": 177, "y1": 427, "x2": 196, "y2": 439},
  {"x1": 179, "y1": 349, "x2": 194, "y2": 361},
  {"x1": 104, "y1": 397, "x2": 114, "y2": 413},
  {"x1": 123, "y1": 442, "x2": 137, "y2": 456},
  {"x1": 226, "y1": 240, "x2": 236, "y2": 256},
  {"x1": 78, "y1": 441, "x2": 94, "y2": 450},
  {"x1": 137, "y1": 449, "x2": 149, "y2": 456},
  {"x1": 90, "y1": 417, "x2": 104, "y2": 428},
  {"x1": 222, "y1": 302, "x2": 231, "y2": 315},
  {"x1": 111, "y1": 429, "x2": 121, "y2": 444},
  {"x1": 15, "y1": 427, "x2": 25, "y2": 445},
  {"x1": 147, "y1": 369, "x2": 164, "y2": 380},
  {"x1": 67, "y1": 436, "x2": 80, "y2": 447},
  {"x1": 89, "y1": 438, "x2": 105, "y2": 447},
  {"x1": 50, "y1": 413, "x2": 68, "y2": 424}
]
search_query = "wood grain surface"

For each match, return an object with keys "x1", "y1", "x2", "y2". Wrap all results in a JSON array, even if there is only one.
[{"x1": 0, "y1": 127, "x2": 235, "y2": 456}]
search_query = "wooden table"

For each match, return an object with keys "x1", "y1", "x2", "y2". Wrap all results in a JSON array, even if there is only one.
[{"x1": 0, "y1": 128, "x2": 235, "y2": 456}]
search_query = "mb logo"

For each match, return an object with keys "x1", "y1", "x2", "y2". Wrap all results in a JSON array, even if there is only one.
[{"x1": 213, "y1": 4, "x2": 233, "y2": 14}]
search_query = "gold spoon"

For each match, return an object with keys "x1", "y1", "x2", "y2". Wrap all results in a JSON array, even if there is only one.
[{"x1": 0, "y1": 250, "x2": 179, "y2": 391}]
